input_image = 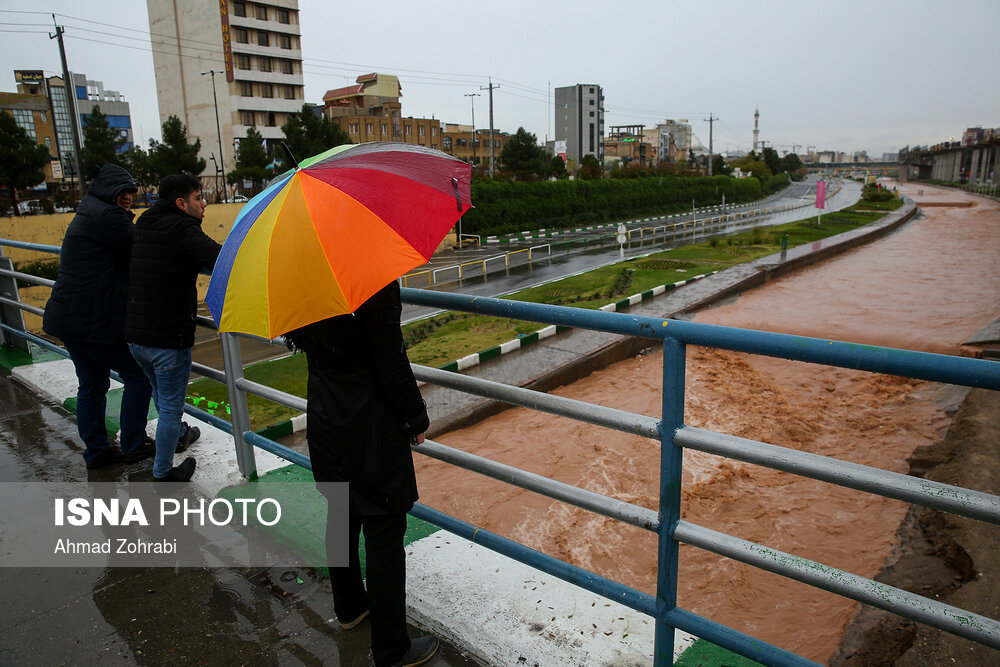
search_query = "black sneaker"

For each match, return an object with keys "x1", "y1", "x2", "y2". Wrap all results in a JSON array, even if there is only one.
[
  {"x1": 122, "y1": 437, "x2": 156, "y2": 464},
  {"x1": 176, "y1": 422, "x2": 201, "y2": 453},
  {"x1": 391, "y1": 636, "x2": 439, "y2": 667},
  {"x1": 153, "y1": 456, "x2": 196, "y2": 482},
  {"x1": 85, "y1": 445, "x2": 123, "y2": 470}
]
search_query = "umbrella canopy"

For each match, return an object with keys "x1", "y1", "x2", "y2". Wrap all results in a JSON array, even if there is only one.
[{"x1": 206, "y1": 142, "x2": 472, "y2": 338}]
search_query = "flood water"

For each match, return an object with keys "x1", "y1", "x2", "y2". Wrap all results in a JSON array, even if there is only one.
[{"x1": 414, "y1": 182, "x2": 1000, "y2": 662}]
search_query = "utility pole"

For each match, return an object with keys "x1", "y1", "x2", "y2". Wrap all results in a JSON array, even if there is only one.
[
  {"x1": 201, "y1": 70, "x2": 226, "y2": 202},
  {"x1": 464, "y1": 93, "x2": 481, "y2": 165},
  {"x1": 704, "y1": 113, "x2": 717, "y2": 175},
  {"x1": 481, "y1": 78, "x2": 499, "y2": 178},
  {"x1": 50, "y1": 16, "x2": 85, "y2": 193}
]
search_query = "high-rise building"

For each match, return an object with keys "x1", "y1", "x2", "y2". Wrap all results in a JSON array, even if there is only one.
[
  {"x1": 146, "y1": 0, "x2": 305, "y2": 191},
  {"x1": 554, "y1": 84, "x2": 604, "y2": 169}
]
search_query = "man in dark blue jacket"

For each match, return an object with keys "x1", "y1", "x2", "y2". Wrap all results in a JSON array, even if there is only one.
[
  {"x1": 43, "y1": 164, "x2": 154, "y2": 470},
  {"x1": 126, "y1": 175, "x2": 222, "y2": 482}
]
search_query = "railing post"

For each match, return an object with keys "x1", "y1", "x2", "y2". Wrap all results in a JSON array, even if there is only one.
[
  {"x1": 655, "y1": 336, "x2": 686, "y2": 665},
  {"x1": 219, "y1": 331, "x2": 257, "y2": 479},
  {"x1": 0, "y1": 248, "x2": 29, "y2": 353}
]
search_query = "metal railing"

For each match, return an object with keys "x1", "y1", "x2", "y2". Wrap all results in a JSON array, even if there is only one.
[{"x1": 2, "y1": 235, "x2": 999, "y2": 665}]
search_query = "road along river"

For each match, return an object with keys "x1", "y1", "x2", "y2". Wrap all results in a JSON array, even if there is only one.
[{"x1": 414, "y1": 182, "x2": 1000, "y2": 662}]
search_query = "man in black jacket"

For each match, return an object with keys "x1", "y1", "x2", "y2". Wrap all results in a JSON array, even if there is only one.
[
  {"x1": 125, "y1": 175, "x2": 221, "y2": 482},
  {"x1": 43, "y1": 164, "x2": 154, "y2": 470}
]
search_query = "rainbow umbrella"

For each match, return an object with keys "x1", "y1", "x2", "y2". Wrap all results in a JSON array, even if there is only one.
[{"x1": 206, "y1": 142, "x2": 471, "y2": 338}]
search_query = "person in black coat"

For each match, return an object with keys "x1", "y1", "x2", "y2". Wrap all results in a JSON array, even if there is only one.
[
  {"x1": 125, "y1": 174, "x2": 221, "y2": 482},
  {"x1": 43, "y1": 163, "x2": 154, "y2": 470},
  {"x1": 284, "y1": 281, "x2": 438, "y2": 667}
]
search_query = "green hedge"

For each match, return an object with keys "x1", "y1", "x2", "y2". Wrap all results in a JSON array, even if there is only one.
[{"x1": 463, "y1": 175, "x2": 765, "y2": 236}]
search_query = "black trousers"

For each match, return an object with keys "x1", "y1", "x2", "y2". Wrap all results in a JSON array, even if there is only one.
[{"x1": 329, "y1": 510, "x2": 410, "y2": 666}]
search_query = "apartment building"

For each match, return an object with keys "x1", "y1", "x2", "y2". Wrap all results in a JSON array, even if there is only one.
[
  {"x1": 323, "y1": 73, "x2": 440, "y2": 149},
  {"x1": 440, "y1": 124, "x2": 510, "y2": 165},
  {"x1": 146, "y1": 0, "x2": 305, "y2": 175},
  {"x1": 0, "y1": 88, "x2": 60, "y2": 191}
]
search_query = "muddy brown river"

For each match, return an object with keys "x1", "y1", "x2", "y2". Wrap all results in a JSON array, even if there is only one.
[{"x1": 414, "y1": 182, "x2": 1000, "y2": 662}]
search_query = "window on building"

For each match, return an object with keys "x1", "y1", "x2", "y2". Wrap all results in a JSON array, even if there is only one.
[
  {"x1": 44, "y1": 136, "x2": 52, "y2": 150},
  {"x1": 233, "y1": 1, "x2": 246, "y2": 17},
  {"x1": 267, "y1": 112, "x2": 276, "y2": 127},
  {"x1": 236, "y1": 54, "x2": 251, "y2": 69},
  {"x1": 240, "y1": 81, "x2": 254, "y2": 96},
  {"x1": 349, "y1": 123, "x2": 359, "y2": 134},
  {"x1": 12, "y1": 109, "x2": 36, "y2": 139},
  {"x1": 277, "y1": 8, "x2": 290, "y2": 23},
  {"x1": 284, "y1": 85, "x2": 295, "y2": 99},
  {"x1": 234, "y1": 27, "x2": 248, "y2": 43},
  {"x1": 589, "y1": 87, "x2": 594, "y2": 93},
  {"x1": 279, "y1": 34, "x2": 292, "y2": 49},
  {"x1": 381, "y1": 123, "x2": 388, "y2": 134},
  {"x1": 260, "y1": 83, "x2": 273, "y2": 98},
  {"x1": 280, "y1": 59, "x2": 294, "y2": 74},
  {"x1": 241, "y1": 110, "x2": 255, "y2": 126},
  {"x1": 366, "y1": 122, "x2": 374, "y2": 134},
  {"x1": 431, "y1": 126, "x2": 437, "y2": 136},
  {"x1": 40, "y1": 111, "x2": 47, "y2": 123},
  {"x1": 589, "y1": 111, "x2": 594, "y2": 117},
  {"x1": 418, "y1": 126, "x2": 425, "y2": 137},
  {"x1": 254, "y1": 3, "x2": 267, "y2": 20},
  {"x1": 257, "y1": 31, "x2": 269, "y2": 46},
  {"x1": 405, "y1": 125, "x2": 412, "y2": 136},
  {"x1": 258, "y1": 56, "x2": 271, "y2": 72},
  {"x1": 589, "y1": 99, "x2": 594, "y2": 105},
  {"x1": 589, "y1": 124, "x2": 595, "y2": 153},
  {"x1": 443, "y1": 137, "x2": 452, "y2": 150}
]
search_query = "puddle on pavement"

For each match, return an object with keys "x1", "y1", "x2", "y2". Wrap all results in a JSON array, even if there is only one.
[{"x1": 418, "y1": 182, "x2": 1000, "y2": 662}]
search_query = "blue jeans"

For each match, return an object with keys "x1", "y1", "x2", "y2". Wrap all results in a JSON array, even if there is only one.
[
  {"x1": 128, "y1": 344, "x2": 192, "y2": 478},
  {"x1": 64, "y1": 340, "x2": 152, "y2": 464}
]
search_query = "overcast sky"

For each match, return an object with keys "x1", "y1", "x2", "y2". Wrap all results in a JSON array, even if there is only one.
[{"x1": 1, "y1": 0, "x2": 997, "y2": 157}]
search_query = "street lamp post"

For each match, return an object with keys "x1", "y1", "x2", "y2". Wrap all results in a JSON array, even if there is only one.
[
  {"x1": 460, "y1": 92, "x2": 481, "y2": 247},
  {"x1": 201, "y1": 70, "x2": 226, "y2": 202}
]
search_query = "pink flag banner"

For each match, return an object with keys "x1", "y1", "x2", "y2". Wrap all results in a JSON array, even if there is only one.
[{"x1": 815, "y1": 180, "x2": 827, "y2": 209}]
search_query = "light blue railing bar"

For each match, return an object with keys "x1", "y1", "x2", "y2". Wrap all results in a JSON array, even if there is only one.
[
  {"x1": 412, "y1": 364, "x2": 661, "y2": 439},
  {"x1": 400, "y1": 289, "x2": 1000, "y2": 391},
  {"x1": 674, "y1": 520, "x2": 1000, "y2": 650},
  {"x1": 0, "y1": 238, "x2": 61, "y2": 254},
  {"x1": 675, "y1": 426, "x2": 1000, "y2": 525},
  {"x1": 413, "y1": 438, "x2": 658, "y2": 531}
]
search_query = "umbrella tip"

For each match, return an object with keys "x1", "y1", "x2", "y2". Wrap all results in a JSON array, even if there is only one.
[{"x1": 280, "y1": 142, "x2": 299, "y2": 170}]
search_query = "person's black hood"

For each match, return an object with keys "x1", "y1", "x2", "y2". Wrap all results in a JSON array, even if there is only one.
[{"x1": 87, "y1": 164, "x2": 138, "y2": 205}]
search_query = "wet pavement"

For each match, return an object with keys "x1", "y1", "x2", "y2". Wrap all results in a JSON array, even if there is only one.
[{"x1": 0, "y1": 372, "x2": 480, "y2": 666}]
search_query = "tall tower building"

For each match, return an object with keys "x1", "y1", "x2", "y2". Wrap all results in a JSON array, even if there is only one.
[
  {"x1": 554, "y1": 84, "x2": 604, "y2": 168},
  {"x1": 146, "y1": 0, "x2": 304, "y2": 193},
  {"x1": 753, "y1": 106, "x2": 759, "y2": 154}
]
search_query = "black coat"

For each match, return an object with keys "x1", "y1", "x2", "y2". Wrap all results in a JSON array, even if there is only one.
[
  {"x1": 286, "y1": 282, "x2": 430, "y2": 515},
  {"x1": 43, "y1": 164, "x2": 137, "y2": 345},
  {"x1": 124, "y1": 199, "x2": 221, "y2": 349}
]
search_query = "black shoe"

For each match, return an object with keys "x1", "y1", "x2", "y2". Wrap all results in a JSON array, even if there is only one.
[
  {"x1": 85, "y1": 445, "x2": 123, "y2": 470},
  {"x1": 122, "y1": 437, "x2": 156, "y2": 464},
  {"x1": 339, "y1": 608, "x2": 369, "y2": 630},
  {"x1": 176, "y1": 422, "x2": 200, "y2": 453},
  {"x1": 391, "y1": 636, "x2": 439, "y2": 667},
  {"x1": 153, "y1": 457, "x2": 196, "y2": 482}
]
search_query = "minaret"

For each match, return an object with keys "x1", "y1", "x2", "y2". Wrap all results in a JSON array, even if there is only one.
[{"x1": 753, "y1": 106, "x2": 759, "y2": 154}]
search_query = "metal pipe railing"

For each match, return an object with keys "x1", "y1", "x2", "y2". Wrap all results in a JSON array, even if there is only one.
[
  {"x1": 675, "y1": 426, "x2": 1000, "y2": 525},
  {"x1": 3, "y1": 233, "x2": 999, "y2": 665},
  {"x1": 673, "y1": 521, "x2": 1000, "y2": 650}
]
